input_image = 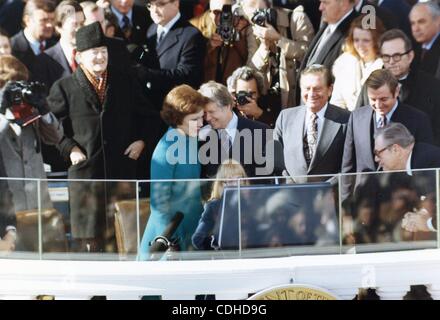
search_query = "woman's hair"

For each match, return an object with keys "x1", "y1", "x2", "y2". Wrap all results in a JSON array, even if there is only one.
[
  {"x1": 344, "y1": 15, "x2": 385, "y2": 60},
  {"x1": 0, "y1": 55, "x2": 29, "y2": 88},
  {"x1": 161, "y1": 84, "x2": 209, "y2": 127},
  {"x1": 210, "y1": 159, "x2": 248, "y2": 200}
]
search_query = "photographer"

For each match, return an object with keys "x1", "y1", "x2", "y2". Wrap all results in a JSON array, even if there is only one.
[
  {"x1": 0, "y1": 55, "x2": 62, "y2": 213},
  {"x1": 227, "y1": 65, "x2": 279, "y2": 128},
  {"x1": 190, "y1": 0, "x2": 250, "y2": 84},
  {"x1": 241, "y1": 0, "x2": 314, "y2": 108}
]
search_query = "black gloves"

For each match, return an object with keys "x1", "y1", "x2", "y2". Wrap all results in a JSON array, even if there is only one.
[
  {"x1": 22, "y1": 81, "x2": 50, "y2": 115},
  {"x1": 0, "y1": 81, "x2": 20, "y2": 114}
]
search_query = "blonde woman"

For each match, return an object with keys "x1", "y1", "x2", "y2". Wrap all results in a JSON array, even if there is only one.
[
  {"x1": 331, "y1": 15, "x2": 385, "y2": 111},
  {"x1": 192, "y1": 159, "x2": 248, "y2": 250}
]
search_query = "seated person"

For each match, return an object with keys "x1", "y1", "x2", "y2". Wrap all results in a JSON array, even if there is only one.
[{"x1": 192, "y1": 159, "x2": 248, "y2": 250}]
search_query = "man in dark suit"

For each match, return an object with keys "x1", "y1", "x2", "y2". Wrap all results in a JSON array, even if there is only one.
[
  {"x1": 110, "y1": 0, "x2": 152, "y2": 46},
  {"x1": 409, "y1": 1, "x2": 440, "y2": 80},
  {"x1": 198, "y1": 81, "x2": 271, "y2": 178},
  {"x1": 297, "y1": 0, "x2": 357, "y2": 104},
  {"x1": 274, "y1": 64, "x2": 350, "y2": 181},
  {"x1": 11, "y1": 0, "x2": 57, "y2": 78},
  {"x1": 342, "y1": 69, "x2": 433, "y2": 174},
  {"x1": 35, "y1": 1, "x2": 85, "y2": 90},
  {"x1": 374, "y1": 122, "x2": 440, "y2": 234},
  {"x1": 374, "y1": 122, "x2": 440, "y2": 172},
  {"x1": 137, "y1": 0, "x2": 206, "y2": 110},
  {"x1": 300, "y1": 0, "x2": 357, "y2": 70},
  {"x1": 356, "y1": 29, "x2": 440, "y2": 146}
]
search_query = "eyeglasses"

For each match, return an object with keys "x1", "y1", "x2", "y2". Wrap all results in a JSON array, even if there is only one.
[
  {"x1": 146, "y1": 0, "x2": 174, "y2": 10},
  {"x1": 374, "y1": 144, "x2": 393, "y2": 157},
  {"x1": 381, "y1": 50, "x2": 411, "y2": 63}
]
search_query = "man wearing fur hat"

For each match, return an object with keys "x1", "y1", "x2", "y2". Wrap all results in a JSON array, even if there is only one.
[{"x1": 47, "y1": 22, "x2": 155, "y2": 252}]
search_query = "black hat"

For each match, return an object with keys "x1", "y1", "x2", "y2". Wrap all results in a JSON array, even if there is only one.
[{"x1": 76, "y1": 22, "x2": 106, "y2": 52}]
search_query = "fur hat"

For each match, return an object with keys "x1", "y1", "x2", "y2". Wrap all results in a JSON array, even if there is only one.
[{"x1": 76, "y1": 22, "x2": 106, "y2": 52}]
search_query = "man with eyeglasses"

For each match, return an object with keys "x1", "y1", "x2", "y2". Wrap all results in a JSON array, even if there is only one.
[
  {"x1": 355, "y1": 29, "x2": 440, "y2": 146},
  {"x1": 109, "y1": 0, "x2": 152, "y2": 46},
  {"x1": 136, "y1": 0, "x2": 205, "y2": 127},
  {"x1": 342, "y1": 69, "x2": 433, "y2": 174},
  {"x1": 374, "y1": 122, "x2": 440, "y2": 234}
]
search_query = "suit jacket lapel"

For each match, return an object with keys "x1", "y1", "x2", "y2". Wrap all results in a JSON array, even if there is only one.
[
  {"x1": 309, "y1": 107, "x2": 340, "y2": 172},
  {"x1": 73, "y1": 68, "x2": 101, "y2": 113},
  {"x1": 304, "y1": 25, "x2": 327, "y2": 64},
  {"x1": 156, "y1": 20, "x2": 183, "y2": 58},
  {"x1": 291, "y1": 107, "x2": 308, "y2": 174},
  {"x1": 314, "y1": 27, "x2": 343, "y2": 63},
  {"x1": 364, "y1": 107, "x2": 376, "y2": 167},
  {"x1": 51, "y1": 42, "x2": 71, "y2": 73}
]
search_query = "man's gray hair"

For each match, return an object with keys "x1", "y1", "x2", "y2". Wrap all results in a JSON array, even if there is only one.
[
  {"x1": 199, "y1": 81, "x2": 234, "y2": 108},
  {"x1": 226, "y1": 66, "x2": 265, "y2": 94},
  {"x1": 413, "y1": 1, "x2": 440, "y2": 19},
  {"x1": 374, "y1": 122, "x2": 415, "y2": 148}
]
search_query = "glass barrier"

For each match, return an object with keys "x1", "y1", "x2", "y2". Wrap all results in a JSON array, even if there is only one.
[
  {"x1": 0, "y1": 178, "x2": 40, "y2": 259},
  {"x1": 341, "y1": 169, "x2": 438, "y2": 253},
  {"x1": 0, "y1": 169, "x2": 438, "y2": 261}
]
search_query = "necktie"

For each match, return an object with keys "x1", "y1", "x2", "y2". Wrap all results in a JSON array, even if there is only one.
[
  {"x1": 378, "y1": 115, "x2": 387, "y2": 128},
  {"x1": 122, "y1": 15, "x2": 131, "y2": 38},
  {"x1": 305, "y1": 112, "x2": 318, "y2": 166},
  {"x1": 39, "y1": 42, "x2": 45, "y2": 54},
  {"x1": 70, "y1": 49, "x2": 78, "y2": 72},
  {"x1": 307, "y1": 27, "x2": 332, "y2": 66},
  {"x1": 220, "y1": 129, "x2": 231, "y2": 153},
  {"x1": 420, "y1": 47, "x2": 428, "y2": 63},
  {"x1": 157, "y1": 30, "x2": 165, "y2": 45}
]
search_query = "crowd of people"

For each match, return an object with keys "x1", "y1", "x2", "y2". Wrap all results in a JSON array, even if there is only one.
[{"x1": 0, "y1": 0, "x2": 439, "y2": 259}]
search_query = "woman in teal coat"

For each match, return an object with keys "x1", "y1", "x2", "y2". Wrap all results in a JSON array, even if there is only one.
[{"x1": 139, "y1": 85, "x2": 209, "y2": 260}]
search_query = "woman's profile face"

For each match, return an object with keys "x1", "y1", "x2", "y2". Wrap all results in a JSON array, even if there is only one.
[
  {"x1": 177, "y1": 109, "x2": 204, "y2": 137},
  {"x1": 353, "y1": 27, "x2": 375, "y2": 62}
]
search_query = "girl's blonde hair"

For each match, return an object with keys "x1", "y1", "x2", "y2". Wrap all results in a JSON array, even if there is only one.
[{"x1": 210, "y1": 159, "x2": 248, "y2": 200}]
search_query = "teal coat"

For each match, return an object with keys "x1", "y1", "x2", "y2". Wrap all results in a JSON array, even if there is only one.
[{"x1": 139, "y1": 128, "x2": 203, "y2": 260}]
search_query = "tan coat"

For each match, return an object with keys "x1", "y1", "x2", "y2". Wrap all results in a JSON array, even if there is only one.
[
  {"x1": 247, "y1": 5, "x2": 314, "y2": 108},
  {"x1": 190, "y1": 11, "x2": 248, "y2": 84}
]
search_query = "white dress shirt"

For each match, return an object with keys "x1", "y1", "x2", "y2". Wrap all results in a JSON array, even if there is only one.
[
  {"x1": 23, "y1": 29, "x2": 46, "y2": 55},
  {"x1": 374, "y1": 100, "x2": 399, "y2": 127},
  {"x1": 156, "y1": 12, "x2": 181, "y2": 42},
  {"x1": 111, "y1": 6, "x2": 133, "y2": 30}
]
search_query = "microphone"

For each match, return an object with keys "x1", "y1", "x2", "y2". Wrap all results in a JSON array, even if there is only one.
[{"x1": 149, "y1": 211, "x2": 184, "y2": 259}]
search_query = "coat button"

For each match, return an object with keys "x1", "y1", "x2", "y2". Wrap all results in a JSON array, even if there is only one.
[{"x1": 146, "y1": 82, "x2": 152, "y2": 89}]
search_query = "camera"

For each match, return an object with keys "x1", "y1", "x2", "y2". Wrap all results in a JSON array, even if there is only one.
[
  {"x1": 251, "y1": 8, "x2": 277, "y2": 28},
  {"x1": 3, "y1": 81, "x2": 42, "y2": 127},
  {"x1": 235, "y1": 91, "x2": 253, "y2": 106},
  {"x1": 216, "y1": 4, "x2": 238, "y2": 46}
]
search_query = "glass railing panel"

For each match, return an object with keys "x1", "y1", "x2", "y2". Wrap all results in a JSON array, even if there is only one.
[
  {"x1": 0, "y1": 178, "x2": 40, "y2": 259},
  {"x1": 341, "y1": 169, "x2": 438, "y2": 254},
  {"x1": 136, "y1": 178, "x2": 243, "y2": 261},
  {"x1": 233, "y1": 175, "x2": 341, "y2": 258},
  {"x1": 39, "y1": 179, "x2": 137, "y2": 260}
]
